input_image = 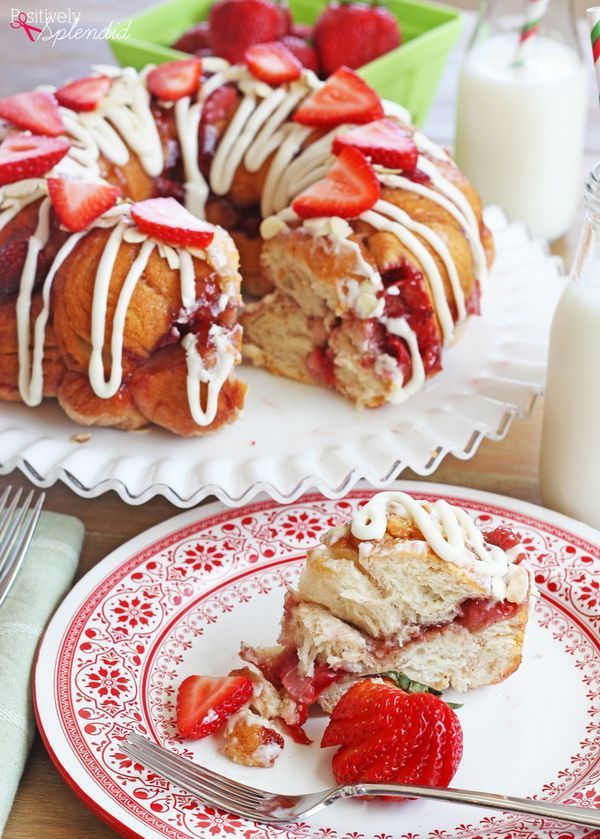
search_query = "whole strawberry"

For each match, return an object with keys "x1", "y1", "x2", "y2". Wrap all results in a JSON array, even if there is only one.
[
  {"x1": 280, "y1": 35, "x2": 319, "y2": 73},
  {"x1": 209, "y1": 0, "x2": 290, "y2": 64},
  {"x1": 321, "y1": 675, "x2": 463, "y2": 796},
  {"x1": 314, "y1": 2, "x2": 402, "y2": 77}
]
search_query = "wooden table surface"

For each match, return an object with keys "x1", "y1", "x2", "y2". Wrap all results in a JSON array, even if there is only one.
[{"x1": 1, "y1": 0, "x2": 599, "y2": 835}]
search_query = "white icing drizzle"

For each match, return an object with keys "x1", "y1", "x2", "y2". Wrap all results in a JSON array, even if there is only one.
[
  {"x1": 362, "y1": 201, "x2": 456, "y2": 343},
  {"x1": 5, "y1": 184, "x2": 237, "y2": 424},
  {"x1": 350, "y1": 491, "x2": 530, "y2": 603},
  {"x1": 380, "y1": 317, "x2": 425, "y2": 402},
  {"x1": 19, "y1": 228, "x2": 86, "y2": 406},
  {"x1": 182, "y1": 324, "x2": 237, "y2": 426},
  {"x1": 88, "y1": 224, "x2": 153, "y2": 398},
  {"x1": 5, "y1": 61, "x2": 488, "y2": 420},
  {"x1": 377, "y1": 169, "x2": 487, "y2": 307},
  {"x1": 175, "y1": 96, "x2": 206, "y2": 217}
]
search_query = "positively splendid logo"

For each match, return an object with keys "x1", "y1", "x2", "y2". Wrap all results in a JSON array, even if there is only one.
[{"x1": 9, "y1": 7, "x2": 131, "y2": 46}]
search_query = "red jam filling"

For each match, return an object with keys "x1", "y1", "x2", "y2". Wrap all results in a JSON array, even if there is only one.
[
  {"x1": 465, "y1": 278, "x2": 481, "y2": 316},
  {"x1": 455, "y1": 598, "x2": 520, "y2": 632},
  {"x1": 198, "y1": 84, "x2": 239, "y2": 176},
  {"x1": 306, "y1": 346, "x2": 337, "y2": 388},
  {"x1": 379, "y1": 259, "x2": 443, "y2": 376},
  {"x1": 484, "y1": 525, "x2": 522, "y2": 553},
  {"x1": 405, "y1": 167, "x2": 431, "y2": 185}
]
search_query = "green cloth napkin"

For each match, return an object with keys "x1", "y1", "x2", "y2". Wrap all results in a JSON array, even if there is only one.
[{"x1": 0, "y1": 509, "x2": 83, "y2": 833}]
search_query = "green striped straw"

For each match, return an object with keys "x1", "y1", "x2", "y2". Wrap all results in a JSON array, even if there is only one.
[
  {"x1": 514, "y1": 0, "x2": 550, "y2": 65},
  {"x1": 588, "y1": 7, "x2": 600, "y2": 99}
]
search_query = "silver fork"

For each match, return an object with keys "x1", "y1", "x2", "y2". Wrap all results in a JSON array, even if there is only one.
[
  {"x1": 0, "y1": 486, "x2": 45, "y2": 609},
  {"x1": 123, "y1": 733, "x2": 600, "y2": 828}
]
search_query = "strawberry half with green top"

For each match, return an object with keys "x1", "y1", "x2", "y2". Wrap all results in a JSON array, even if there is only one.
[
  {"x1": 146, "y1": 58, "x2": 203, "y2": 101},
  {"x1": 292, "y1": 146, "x2": 380, "y2": 220},
  {"x1": 293, "y1": 66, "x2": 383, "y2": 128},
  {"x1": 314, "y1": 1, "x2": 401, "y2": 77},
  {"x1": 55, "y1": 76, "x2": 112, "y2": 112},
  {"x1": 131, "y1": 197, "x2": 216, "y2": 248},
  {"x1": 321, "y1": 675, "x2": 463, "y2": 797},
  {"x1": 176, "y1": 674, "x2": 254, "y2": 739},
  {"x1": 0, "y1": 133, "x2": 70, "y2": 187},
  {"x1": 245, "y1": 42, "x2": 302, "y2": 85},
  {"x1": 209, "y1": 0, "x2": 290, "y2": 65},
  {"x1": 0, "y1": 91, "x2": 65, "y2": 137},
  {"x1": 47, "y1": 178, "x2": 121, "y2": 232},
  {"x1": 333, "y1": 118, "x2": 418, "y2": 173}
]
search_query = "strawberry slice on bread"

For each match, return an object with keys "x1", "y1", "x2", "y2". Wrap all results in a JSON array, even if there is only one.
[
  {"x1": 321, "y1": 675, "x2": 463, "y2": 796},
  {"x1": 293, "y1": 66, "x2": 383, "y2": 127},
  {"x1": 56, "y1": 76, "x2": 112, "y2": 112},
  {"x1": 0, "y1": 133, "x2": 70, "y2": 187},
  {"x1": 47, "y1": 178, "x2": 121, "y2": 232},
  {"x1": 131, "y1": 197, "x2": 216, "y2": 248},
  {"x1": 146, "y1": 58, "x2": 203, "y2": 101},
  {"x1": 333, "y1": 118, "x2": 418, "y2": 173},
  {"x1": 292, "y1": 146, "x2": 380, "y2": 219},
  {"x1": 0, "y1": 91, "x2": 65, "y2": 137},
  {"x1": 245, "y1": 42, "x2": 302, "y2": 85},
  {"x1": 177, "y1": 674, "x2": 254, "y2": 739}
]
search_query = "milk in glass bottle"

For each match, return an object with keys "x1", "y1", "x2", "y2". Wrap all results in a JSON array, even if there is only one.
[
  {"x1": 540, "y1": 164, "x2": 600, "y2": 528},
  {"x1": 455, "y1": 0, "x2": 587, "y2": 240}
]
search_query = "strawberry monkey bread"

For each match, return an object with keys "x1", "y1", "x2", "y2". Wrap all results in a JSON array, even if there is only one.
[{"x1": 0, "y1": 50, "x2": 493, "y2": 434}]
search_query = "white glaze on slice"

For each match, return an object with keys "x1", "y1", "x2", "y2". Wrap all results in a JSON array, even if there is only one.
[{"x1": 350, "y1": 491, "x2": 530, "y2": 602}]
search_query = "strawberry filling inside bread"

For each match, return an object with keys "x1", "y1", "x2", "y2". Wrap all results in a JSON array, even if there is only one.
[
  {"x1": 173, "y1": 492, "x2": 532, "y2": 777},
  {"x1": 238, "y1": 491, "x2": 533, "y2": 732}
]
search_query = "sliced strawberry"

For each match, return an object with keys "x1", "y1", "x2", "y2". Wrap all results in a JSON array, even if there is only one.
[
  {"x1": 147, "y1": 58, "x2": 202, "y2": 101},
  {"x1": 131, "y1": 197, "x2": 215, "y2": 248},
  {"x1": 292, "y1": 146, "x2": 380, "y2": 220},
  {"x1": 47, "y1": 178, "x2": 121, "y2": 232},
  {"x1": 484, "y1": 526, "x2": 522, "y2": 552},
  {"x1": 293, "y1": 66, "x2": 383, "y2": 128},
  {"x1": 0, "y1": 133, "x2": 70, "y2": 187},
  {"x1": 333, "y1": 118, "x2": 418, "y2": 172},
  {"x1": 322, "y1": 678, "x2": 463, "y2": 793},
  {"x1": 0, "y1": 91, "x2": 65, "y2": 137},
  {"x1": 176, "y1": 674, "x2": 253, "y2": 739},
  {"x1": 55, "y1": 76, "x2": 112, "y2": 112},
  {"x1": 245, "y1": 42, "x2": 302, "y2": 85}
]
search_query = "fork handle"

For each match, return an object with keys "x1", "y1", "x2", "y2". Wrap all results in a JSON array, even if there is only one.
[{"x1": 347, "y1": 784, "x2": 600, "y2": 829}]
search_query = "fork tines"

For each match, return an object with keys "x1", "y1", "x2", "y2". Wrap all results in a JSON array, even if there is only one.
[
  {"x1": 0, "y1": 485, "x2": 45, "y2": 609},
  {"x1": 123, "y1": 732, "x2": 292, "y2": 823}
]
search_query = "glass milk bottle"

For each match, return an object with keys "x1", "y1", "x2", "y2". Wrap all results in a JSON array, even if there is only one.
[
  {"x1": 540, "y1": 164, "x2": 600, "y2": 528},
  {"x1": 455, "y1": 0, "x2": 587, "y2": 241}
]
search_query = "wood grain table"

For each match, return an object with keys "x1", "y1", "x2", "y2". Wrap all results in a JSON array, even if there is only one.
[{"x1": 1, "y1": 0, "x2": 599, "y2": 835}]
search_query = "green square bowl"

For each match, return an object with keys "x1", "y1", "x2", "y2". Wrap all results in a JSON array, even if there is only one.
[{"x1": 109, "y1": 0, "x2": 462, "y2": 125}]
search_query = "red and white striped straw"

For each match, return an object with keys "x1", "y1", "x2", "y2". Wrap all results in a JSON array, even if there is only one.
[
  {"x1": 588, "y1": 7, "x2": 600, "y2": 99},
  {"x1": 514, "y1": 0, "x2": 550, "y2": 63}
]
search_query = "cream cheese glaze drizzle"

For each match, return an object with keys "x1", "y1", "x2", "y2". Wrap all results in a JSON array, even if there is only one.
[
  {"x1": 4, "y1": 60, "x2": 488, "y2": 419},
  {"x1": 350, "y1": 491, "x2": 530, "y2": 602},
  {"x1": 2, "y1": 181, "x2": 239, "y2": 425}
]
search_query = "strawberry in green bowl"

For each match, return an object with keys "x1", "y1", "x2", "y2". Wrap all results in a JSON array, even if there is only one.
[{"x1": 109, "y1": 0, "x2": 462, "y2": 125}]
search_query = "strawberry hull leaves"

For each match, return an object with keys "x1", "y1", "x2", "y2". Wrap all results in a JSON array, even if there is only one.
[{"x1": 368, "y1": 670, "x2": 464, "y2": 708}]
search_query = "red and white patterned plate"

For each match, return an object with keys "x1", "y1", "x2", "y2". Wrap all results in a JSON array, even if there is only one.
[{"x1": 34, "y1": 483, "x2": 600, "y2": 839}]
